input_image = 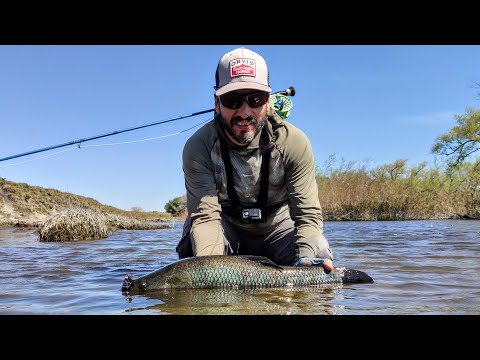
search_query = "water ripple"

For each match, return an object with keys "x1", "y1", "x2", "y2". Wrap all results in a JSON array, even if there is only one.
[{"x1": 0, "y1": 219, "x2": 479, "y2": 314}]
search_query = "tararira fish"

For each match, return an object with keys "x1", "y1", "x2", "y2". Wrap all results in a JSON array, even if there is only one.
[{"x1": 121, "y1": 255, "x2": 373, "y2": 293}]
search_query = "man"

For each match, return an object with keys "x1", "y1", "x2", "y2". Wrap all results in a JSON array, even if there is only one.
[{"x1": 176, "y1": 47, "x2": 333, "y2": 270}]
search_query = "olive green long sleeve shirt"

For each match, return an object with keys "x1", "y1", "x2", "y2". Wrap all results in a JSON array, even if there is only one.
[{"x1": 182, "y1": 112, "x2": 332, "y2": 260}]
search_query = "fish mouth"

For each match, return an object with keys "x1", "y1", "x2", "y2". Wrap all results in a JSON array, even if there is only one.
[
  {"x1": 121, "y1": 274, "x2": 134, "y2": 292},
  {"x1": 121, "y1": 274, "x2": 148, "y2": 293}
]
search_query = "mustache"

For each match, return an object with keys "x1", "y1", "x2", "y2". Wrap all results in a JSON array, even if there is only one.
[{"x1": 231, "y1": 116, "x2": 256, "y2": 126}]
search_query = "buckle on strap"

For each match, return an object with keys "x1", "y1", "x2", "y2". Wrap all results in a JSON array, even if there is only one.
[{"x1": 221, "y1": 201, "x2": 286, "y2": 222}]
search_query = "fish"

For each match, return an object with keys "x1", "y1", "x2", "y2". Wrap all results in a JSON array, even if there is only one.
[{"x1": 121, "y1": 255, "x2": 373, "y2": 293}]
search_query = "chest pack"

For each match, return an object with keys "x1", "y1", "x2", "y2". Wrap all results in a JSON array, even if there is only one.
[{"x1": 218, "y1": 126, "x2": 273, "y2": 224}]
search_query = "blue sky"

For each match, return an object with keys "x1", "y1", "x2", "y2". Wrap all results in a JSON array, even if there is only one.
[{"x1": 1, "y1": 45, "x2": 479, "y2": 212}]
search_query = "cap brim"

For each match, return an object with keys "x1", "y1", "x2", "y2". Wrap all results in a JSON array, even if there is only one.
[{"x1": 215, "y1": 82, "x2": 272, "y2": 96}]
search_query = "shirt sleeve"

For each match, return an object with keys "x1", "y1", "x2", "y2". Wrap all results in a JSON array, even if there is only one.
[
  {"x1": 282, "y1": 126, "x2": 333, "y2": 260},
  {"x1": 182, "y1": 135, "x2": 224, "y2": 256}
]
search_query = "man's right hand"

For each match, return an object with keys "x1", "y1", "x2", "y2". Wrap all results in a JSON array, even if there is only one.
[{"x1": 293, "y1": 257, "x2": 334, "y2": 271}]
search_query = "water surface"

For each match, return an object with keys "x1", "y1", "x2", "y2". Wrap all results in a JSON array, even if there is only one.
[{"x1": 1, "y1": 220, "x2": 479, "y2": 315}]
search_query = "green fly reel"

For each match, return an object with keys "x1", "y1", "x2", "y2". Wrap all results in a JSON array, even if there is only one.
[{"x1": 270, "y1": 93, "x2": 293, "y2": 120}]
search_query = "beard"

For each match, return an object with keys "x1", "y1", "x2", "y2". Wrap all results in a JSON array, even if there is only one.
[{"x1": 220, "y1": 113, "x2": 268, "y2": 145}]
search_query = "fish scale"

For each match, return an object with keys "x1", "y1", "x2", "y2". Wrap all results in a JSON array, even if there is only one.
[{"x1": 122, "y1": 255, "x2": 374, "y2": 293}]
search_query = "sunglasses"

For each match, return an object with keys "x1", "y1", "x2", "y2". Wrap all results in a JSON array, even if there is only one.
[{"x1": 218, "y1": 92, "x2": 269, "y2": 110}]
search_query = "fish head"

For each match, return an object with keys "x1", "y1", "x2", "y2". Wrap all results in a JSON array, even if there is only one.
[
  {"x1": 121, "y1": 274, "x2": 135, "y2": 292},
  {"x1": 161, "y1": 271, "x2": 192, "y2": 288},
  {"x1": 121, "y1": 267, "x2": 193, "y2": 293}
]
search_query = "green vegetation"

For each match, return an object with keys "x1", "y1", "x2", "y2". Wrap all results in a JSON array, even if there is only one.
[
  {"x1": 432, "y1": 107, "x2": 480, "y2": 168},
  {"x1": 164, "y1": 195, "x2": 187, "y2": 216}
]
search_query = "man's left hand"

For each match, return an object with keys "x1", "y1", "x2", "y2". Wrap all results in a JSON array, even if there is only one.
[{"x1": 293, "y1": 257, "x2": 334, "y2": 271}]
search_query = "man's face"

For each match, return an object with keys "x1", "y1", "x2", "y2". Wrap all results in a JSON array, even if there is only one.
[{"x1": 215, "y1": 89, "x2": 270, "y2": 146}]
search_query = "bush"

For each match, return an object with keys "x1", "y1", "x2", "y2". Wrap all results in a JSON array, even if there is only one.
[{"x1": 164, "y1": 195, "x2": 187, "y2": 216}]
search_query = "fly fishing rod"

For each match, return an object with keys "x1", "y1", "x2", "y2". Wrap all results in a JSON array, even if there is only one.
[{"x1": 0, "y1": 87, "x2": 295, "y2": 163}]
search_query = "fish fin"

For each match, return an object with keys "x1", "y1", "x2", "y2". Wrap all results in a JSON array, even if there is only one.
[
  {"x1": 340, "y1": 268, "x2": 374, "y2": 283},
  {"x1": 237, "y1": 255, "x2": 284, "y2": 272}
]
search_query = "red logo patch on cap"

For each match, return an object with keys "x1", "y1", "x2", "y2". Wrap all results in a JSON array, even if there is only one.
[{"x1": 230, "y1": 58, "x2": 256, "y2": 78}]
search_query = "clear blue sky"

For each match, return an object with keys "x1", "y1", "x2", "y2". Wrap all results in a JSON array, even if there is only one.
[{"x1": 1, "y1": 45, "x2": 479, "y2": 212}]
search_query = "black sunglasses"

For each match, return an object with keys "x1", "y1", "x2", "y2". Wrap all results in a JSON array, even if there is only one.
[{"x1": 218, "y1": 92, "x2": 269, "y2": 110}]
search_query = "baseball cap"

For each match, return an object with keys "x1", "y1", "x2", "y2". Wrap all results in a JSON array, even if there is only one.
[{"x1": 214, "y1": 47, "x2": 272, "y2": 96}]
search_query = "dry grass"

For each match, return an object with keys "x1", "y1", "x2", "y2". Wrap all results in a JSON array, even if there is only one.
[
  {"x1": 317, "y1": 157, "x2": 480, "y2": 220},
  {"x1": 39, "y1": 208, "x2": 110, "y2": 242},
  {"x1": 104, "y1": 213, "x2": 170, "y2": 230},
  {"x1": 0, "y1": 177, "x2": 172, "y2": 227},
  {"x1": 38, "y1": 207, "x2": 171, "y2": 242}
]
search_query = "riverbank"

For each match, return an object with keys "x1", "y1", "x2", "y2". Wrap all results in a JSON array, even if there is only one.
[
  {"x1": 0, "y1": 177, "x2": 175, "y2": 229},
  {"x1": 317, "y1": 157, "x2": 480, "y2": 221},
  {"x1": 2, "y1": 169, "x2": 479, "y2": 232}
]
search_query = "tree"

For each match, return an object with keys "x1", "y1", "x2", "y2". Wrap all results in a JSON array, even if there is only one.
[
  {"x1": 164, "y1": 195, "x2": 187, "y2": 216},
  {"x1": 473, "y1": 81, "x2": 480, "y2": 100},
  {"x1": 432, "y1": 107, "x2": 480, "y2": 168},
  {"x1": 370, "y1": 159, "x2": 408, "y2": 180},
  {"x1": 130, "y1": 206, "x2": 144, "y2": 212}
]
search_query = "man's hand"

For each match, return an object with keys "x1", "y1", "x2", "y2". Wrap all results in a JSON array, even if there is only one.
[{"x1": 293, "y1": 257, "x2": 334, "y2": 271}]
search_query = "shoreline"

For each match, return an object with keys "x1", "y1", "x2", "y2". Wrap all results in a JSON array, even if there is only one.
[{"x1": 1, "y1": 215, "x2": 477, "y2": 231}]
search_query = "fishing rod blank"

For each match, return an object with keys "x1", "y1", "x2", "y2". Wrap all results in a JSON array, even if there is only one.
[
  {"x1": 0, "y1": 108, "x2": 214, "y2": 163},
  {"x1": 0, "y1": 87, "x2": 296, "y2": 163}
]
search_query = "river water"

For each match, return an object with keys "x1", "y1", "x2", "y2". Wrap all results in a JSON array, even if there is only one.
[{"x1": 0, "y1": 220, "x2": 479, "y2": 315}]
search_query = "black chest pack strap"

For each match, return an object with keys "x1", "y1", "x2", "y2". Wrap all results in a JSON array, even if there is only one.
[{"x1": 219, "y1": 126, "x2": 271, "y2": 223}]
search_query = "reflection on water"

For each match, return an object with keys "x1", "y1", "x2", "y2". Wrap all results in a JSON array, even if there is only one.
[
  {"x1": 124, "y1": 286, "x2": 343, "y2": 315},
  {"x1": 1, "y1": 220, "x2": 480, "y2": 314}
]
